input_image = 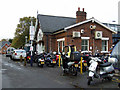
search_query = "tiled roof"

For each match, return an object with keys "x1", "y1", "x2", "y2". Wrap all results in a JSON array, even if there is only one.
[{"x1": 38, "y1": 14, "x2": 76, "y2": 33}]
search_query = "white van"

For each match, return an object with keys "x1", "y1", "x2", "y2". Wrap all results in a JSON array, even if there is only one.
[{"x1": 6, "y1": 47, "x2": 15, "y2": 57}]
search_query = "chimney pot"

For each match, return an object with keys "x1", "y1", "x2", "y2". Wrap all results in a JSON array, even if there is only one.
[
  {"x1": 83, "y1": 8, "x2": 84, "y2": 12},
  {"x1": 78, "y1": 7, "x2": 80, "y2": 11}
]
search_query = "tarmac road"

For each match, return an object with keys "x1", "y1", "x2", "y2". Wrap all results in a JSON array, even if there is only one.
[{"x1": 1, "y1": 54, "x2": 120, "y2": 89}]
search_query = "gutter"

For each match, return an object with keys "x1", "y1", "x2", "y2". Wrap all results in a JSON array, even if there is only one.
[{"x1": 52, "y1": 29, "x2": 65, "y2": 35}]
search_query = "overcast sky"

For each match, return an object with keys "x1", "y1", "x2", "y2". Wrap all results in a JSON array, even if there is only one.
[{"x1": 0, "y1": 0, "x2": 120, "y2": 40}]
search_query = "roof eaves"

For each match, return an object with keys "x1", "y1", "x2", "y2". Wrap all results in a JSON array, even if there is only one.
[
  {"x1": 64, "y1": 18, "x2": 92, "y2": 30},
  {"x1": 94, "y1": 19, "x2": 117, "y2": 34},
  {"x1": 52, "y1": 29, "x2": 65, "y2": 35},
  {"x1": 64, "y1": 17, "x2": 117, "y2": 34}
]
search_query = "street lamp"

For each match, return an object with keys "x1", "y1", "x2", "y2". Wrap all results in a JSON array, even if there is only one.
[
  {"x1": 25, "y1": 36, "x2": 27, "y2": 44},
  {"x1": 29, "y1": 17, "x2": 34, "y2": 67}
]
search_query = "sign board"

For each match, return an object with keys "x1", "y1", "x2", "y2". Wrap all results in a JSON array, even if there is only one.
[
  {"x1": 30, "y1": 26, "x2": 35, "y2": 35},
  {"x1": 29, "y1": 26, "x2": 35, "y2": 40},
  {"x1": 25, "y1": 44, "x2": 31, "y2": 47},
  {"x1": 30, "y1": 46, "x2": 33, "y2": 51},
  {"x1": 30, "y1": 35, "x2": 34, "y2": 41}
]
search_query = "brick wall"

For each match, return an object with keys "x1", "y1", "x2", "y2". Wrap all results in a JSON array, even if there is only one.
[{"x1": 48, "y1": 21, "x2": 113, "y2": 54}]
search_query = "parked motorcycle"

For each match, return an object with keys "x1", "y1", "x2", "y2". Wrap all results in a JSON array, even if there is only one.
[
  {"x1": 62, "y1": 55, "x2": 78, "y2": 76},
  {"x1": 45, "y1": 54, "x2": 56, "y2": 67},
  {"x1": 87, "y1": 57, "x2": 115, "y2": 85},
  {"x1": 36, "y1": 54, "x2": 45, "y2": 67},
  {"x1": 77, "y1": 60, "x2": 87, "y2": 72}
]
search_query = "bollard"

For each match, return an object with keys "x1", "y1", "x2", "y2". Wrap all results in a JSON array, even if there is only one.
[
  {"x1": 20, "y1": 55, "x2": 22, "y2": 62},
  {"x1": 80, "y1": 57, "x2": 83, "y2": 74},
  {"x1": 61, "y1": 57, "x2": 62, "y2": 66},
  {"x1": 59, "y1": 55, "x2": 61, "y2": 67},
  {"x1": 24, "y1": 57, "x2": 26, "y2": 66}
]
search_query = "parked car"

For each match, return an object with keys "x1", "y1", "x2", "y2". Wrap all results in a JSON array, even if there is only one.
[
  {"x1": 6, "y1": 47, "x2": 15, "y2": 57},
  {"x1": 11, "y1": 49, "x2": 26, "y2": 60}
]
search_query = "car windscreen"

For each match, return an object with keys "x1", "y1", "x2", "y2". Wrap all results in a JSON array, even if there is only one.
[{"x1": 16, "y1": 51, "x2": 26, "y2": 53}]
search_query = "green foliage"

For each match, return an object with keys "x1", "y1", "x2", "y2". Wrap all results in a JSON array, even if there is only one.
[
  {"x1": 8, "y1": 39, "x2": 13, "y2": 43},
  {"x1": 1, "y1": 39, "x2": 7, "y2": 42},
  {"x1": 11, "y1": 16, "x2": 36, "y2": 48}
]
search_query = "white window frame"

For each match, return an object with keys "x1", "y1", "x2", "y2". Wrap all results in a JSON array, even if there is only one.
[
  {"x1": 57, "y1": 38, "x2": 65, "y2": 53},
  {"x1": 81, "y1": 39, "x2": 89, "y2": 52},
  {"x1": 58, "y1": 41, "x2": 60, "y2": 53},
  {"x1": 62, "y1": 41, "x2": 65, "y2": 52},
  {"x1": 101, "y1": 40, "x2": 108, "y2": 53}
]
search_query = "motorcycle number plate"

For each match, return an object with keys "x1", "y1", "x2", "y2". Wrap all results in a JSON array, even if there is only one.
[
  {"x1": 75, "y1": 64, "x2": 78, "y2": 67},
  {"x1": 84, "y1": 63, "x2": 87, "y2": 66},
  {"x1": 41, "y1": 62, "x2": 44, "y2": 64},
  {"x1": 53, "y1": 61, "x2": 56, "y2": 63}
]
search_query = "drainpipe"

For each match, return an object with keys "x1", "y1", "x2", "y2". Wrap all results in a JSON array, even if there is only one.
[{"x1": 46, "y1": 35, "x2": 49, "y2": 53}]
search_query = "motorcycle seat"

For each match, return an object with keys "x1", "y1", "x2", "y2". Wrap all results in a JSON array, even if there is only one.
[{"x1": 99, "y1": 62, "x2": 111, "y2": 67}]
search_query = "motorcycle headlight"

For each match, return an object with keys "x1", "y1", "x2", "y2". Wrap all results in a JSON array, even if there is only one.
[{"x1": 38, "y1": 59, "x2": 41, "y2": 61}]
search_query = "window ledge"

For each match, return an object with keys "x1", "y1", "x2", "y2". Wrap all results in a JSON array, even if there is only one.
[
  {"x1": 81, "y1": 51, "x2": 92, "y2": 53},
  {"x1": 101, "y1": 51, "x2": 109, "y2": 53}
]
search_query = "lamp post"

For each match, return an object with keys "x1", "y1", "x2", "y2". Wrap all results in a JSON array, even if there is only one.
[
  {"x1": 25, "y1": 36, "x2": 27, "y2": 44},
  {"x1": 90, "y1": 24, "x2": 96, "y2": 55},
  {"x1": 29, "y1": 17, "x2": 35, "y2": 67}
]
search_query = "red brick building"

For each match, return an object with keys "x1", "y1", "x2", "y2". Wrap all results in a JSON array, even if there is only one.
[{"x1": 35, "y1": 7, "x2": 117, "y2": 55}]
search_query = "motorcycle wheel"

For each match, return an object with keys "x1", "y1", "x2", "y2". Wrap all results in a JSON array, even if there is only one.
[
  {"x1": 82, "y1": 64, "x2": 87, "y2": 72},
  {"x1": 70, "y1": 66, "x2": 77, "y2": 76},
  {"x1": 37, "y1": 62, "x2": 41, "y2": 67},
  {"x1": 46, "y1": 64, "x2": 49, "y2": 66},
  {"x1": 10, "y1": 56, "x2": 12, "y2": 60},
  {"x1": 52, "y1": 64, "x2": 55, "y2": 67},
  {"x1": 41, "y1": 65, "x2": 43, "y2": 68},
  {"x1": 87, "y1": 77, "x2": 92, "y2": 85},
  {"x1": 107, "y1": 77, "x2": 112, "y2": 81}
]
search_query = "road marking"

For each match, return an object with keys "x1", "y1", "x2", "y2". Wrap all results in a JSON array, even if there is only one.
[
  {"x1": 1, "y1": 69, "x2": 7, "y2": 71},
  {"x1": 4, "y1": 64, "x2": 8, "y2": 66},
  {"x1": 18, "y1": 68, "x2": 21, "y2": 69}
]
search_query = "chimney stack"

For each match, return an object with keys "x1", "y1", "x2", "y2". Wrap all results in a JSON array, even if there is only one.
[
  {"x1": 78, "y1": 7, "x2": 80, "y2": 11},
  {"x1": 76, "y1": 7, "x2": 87, "y2": 23}
]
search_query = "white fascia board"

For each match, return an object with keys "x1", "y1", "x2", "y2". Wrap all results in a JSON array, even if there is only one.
[
  {"x1": 64, "y1": 17, "x2": 117, "y2": 34},
  {"x1": 57, "y1": 38, "x2": 65, "y2": 41},
  {"x1": 101, "y1": 37, "x2": 109, "y2": 40},
  {"x1": 53, "y1": 30, "x2": 65, "y2": 35},
  {"x1": 81, "y1": 37, "x2": 90, "y2": 39},
  {"x1": 94, "y1": 19, "x2": 117, "y2": 34},
  {"x1": 65, "y1": 19, "x2": 92, "y2": 30}
]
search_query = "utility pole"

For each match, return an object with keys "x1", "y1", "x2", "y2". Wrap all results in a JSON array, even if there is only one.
[{"x1": 29, "y1": 17, "x2": 35, "y2": 67}]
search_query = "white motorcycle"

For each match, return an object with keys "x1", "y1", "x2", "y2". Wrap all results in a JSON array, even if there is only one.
[{"x1": 87, "y1": 57, "x2": 115, "y2": 85}]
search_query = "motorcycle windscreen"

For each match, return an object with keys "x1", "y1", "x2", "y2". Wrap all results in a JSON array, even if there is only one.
[
  {"x1": 111, "y1": 41, "x2": 120, "y2": 60},
  {"x1": 111, "y1": 41, "x2": 120, "y2": 69},
  {"x1": 89, "y1": 61, "x2": 98, "y2": 72}
]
